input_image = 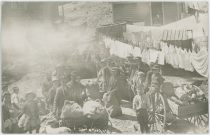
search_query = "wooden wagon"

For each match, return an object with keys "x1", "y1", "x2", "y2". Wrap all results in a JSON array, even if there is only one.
[{"x1": 148, "y1": 82, "x2": 208, "y2": 133}]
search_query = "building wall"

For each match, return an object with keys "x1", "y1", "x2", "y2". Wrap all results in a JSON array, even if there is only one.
[
  {"x1": 162, "y1": 2, "x2": 179, "y2": 25},
  {"x1": 112, "y1": 2, "x2": 186, "y2": 26},
  {"x1": 112, "y1": 2, "x2": 151, "y2": 25},
  {"x1": 2, "y1": 2, "x2": 59, "y2": 22}
]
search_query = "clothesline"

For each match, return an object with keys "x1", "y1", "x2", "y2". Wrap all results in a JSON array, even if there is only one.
[{"x1": 103, "y1": 36, "x2": 208, "y2": 77}]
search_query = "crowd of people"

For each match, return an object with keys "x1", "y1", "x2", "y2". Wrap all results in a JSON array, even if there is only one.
[{"x1": 2, "y1": 53, "x2": 166, "y2": 134}]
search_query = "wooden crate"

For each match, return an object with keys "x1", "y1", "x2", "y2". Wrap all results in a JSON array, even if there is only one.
[{"x1": 167, "y1": 99, "x2": 208, "y2": 118}]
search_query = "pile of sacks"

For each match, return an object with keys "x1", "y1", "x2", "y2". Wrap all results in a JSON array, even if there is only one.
[
  {"x1": 60, "y1": 99, "x2": 108, "y2": 129},
  {"x1": 162, "y1": 82, "x2": 207, "y2": 106},
  {"x1": 83, "y1": 100, "x2": 108, "y2": 120},
  {"x1": 173, "y1": 84, "x2": 206, "y2": 105},
  {"x1": 61, "y1": 100, "x2": 84, "y2": 119}
]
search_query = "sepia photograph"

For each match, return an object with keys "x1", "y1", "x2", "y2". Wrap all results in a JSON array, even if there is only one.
[{"x1": 1, "y1": 1, "x2": 209, "y2": 134}]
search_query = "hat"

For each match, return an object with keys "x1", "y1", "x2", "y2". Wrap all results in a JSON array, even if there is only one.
[
  {"x1": 101, "y1": 58, "x2": 107, "y2": 63},
  {"x1": 111, "y1": 67, "x2": 119, "y2": 71},
  {"x1": 137, "y1": 72, "x2": 145, "y2": 78},
  {"x1": 135, "y1": 57, "x2": 142, "y2": 60},
  {"x1": 52, "y1": 76, "x2": 59, "y2": 82},
  {"x1": 152, "y1": 64, "x2": 160, "y2": 70},
  {"x1": 71, "y1": 71, "x2": 77, "y2": 76},
  {"x1": 12, "y1": 86, "x2": 19, "y2": 92},
  {"x1": 25, "y1": 92, "x2": 36, "y2": 100}
]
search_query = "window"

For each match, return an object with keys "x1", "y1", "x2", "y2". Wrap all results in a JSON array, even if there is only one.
[{"x1": 151, "y1": 2, "x2": 163, "y2": 26}]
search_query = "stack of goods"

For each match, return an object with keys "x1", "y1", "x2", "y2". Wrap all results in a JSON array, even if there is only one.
[
  {"x1": 192, "y1": 79, "x2": 208, "y2": 100},
  {"x1": 83, "y1": 100, "x2": 109, "y2": 130},
  {"x1": 60, "y1": 101, "x2": 85, "y2": 128},
  {"x1": 173, "y1": 84, "x2": 206, "y2": 106},
  {"x1": 83, "y1": 100, "x2": 108, "y2": 121}
]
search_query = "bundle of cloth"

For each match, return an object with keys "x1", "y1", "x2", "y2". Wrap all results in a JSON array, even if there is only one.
[
  {"x1": 60, "y1": 100, "x2": 83, "y2": 119},
  {"x1": 60, "y1": 101, "x2": 86, "y2": 129},
  {"x1": 83, "y1": 99, "x2": 108, "y2": 120},
  {"x1": 174, "y1": 84, "x2": 205, "y2": 105}
]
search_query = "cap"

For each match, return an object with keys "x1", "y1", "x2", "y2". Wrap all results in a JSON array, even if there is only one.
[
  {"x1": 25, "y1": 92, "x2": 36, "y2": 100},
  {"x1": 111, "y1": 67, "x2": 119, "y2": 72},
  {"x1": 52, "y1": 76, "x2": 59, "y2": 82},
  {"x1": 12, "y1": 86, "x2": 19, "y2": 91},
  {"x1": 152, "y1": 64, "x2": 160, "y2": 70},
  {"x1": 137, "y1": 72, "x2": 145, "y2": 78}
]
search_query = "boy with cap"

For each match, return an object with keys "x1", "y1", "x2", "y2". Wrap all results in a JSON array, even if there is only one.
[
  {"x1": 133, "y1": 87, "x2": 150, "y2": 133},
  {"x1": 147, "y1": 64, "x2": 164, "y2": 113},
  {"x1": 11, "y1": 86, "x2": 20, "y2": 111}
]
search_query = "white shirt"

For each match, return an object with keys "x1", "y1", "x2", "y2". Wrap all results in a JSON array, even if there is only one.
[
  {"x1": 11, "y1": 93, "x2": 19, "y2": 105},
  {"x1": 133, "y1": 94, "x2": 150, "y2": 110}
]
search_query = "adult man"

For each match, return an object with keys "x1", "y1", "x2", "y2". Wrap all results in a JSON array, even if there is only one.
[
  {"x1": 97, "y1": 58, "x2": 112, "y2": 98},
  {"x1": 2, "y1": 92, "x2": 12, "y2": 133},
  {"x1": 41, "y1": 75, "x2": 52, "y2": 100},
  {"x1": 11, "y1": 87, "x2": 20, "y2": 111},
  {"x1": 66, "y1": 71, "x2": 86, "y2": 105},
  {"x1": 53, "y1": 71, "x2": 85, "y2": 118},
  {"x1": 47, "y1": 77, "x2": 60, "y2": 112}
]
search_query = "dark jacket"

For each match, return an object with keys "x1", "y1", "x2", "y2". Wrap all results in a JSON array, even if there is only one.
[
  {"x1": 53, "y1": 82, "x2": 85, "y2": 117},
  {"x1": 53, "y1": 85, "x2": 69, "y2": 117}
]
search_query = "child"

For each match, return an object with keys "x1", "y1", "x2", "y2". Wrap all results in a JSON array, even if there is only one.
[
  {"x1": 133, "y1": 88, "x2": 150, "y2": 133},
  {"x1": 21, "y1": 92, "x2": 40, "y2": 133}
]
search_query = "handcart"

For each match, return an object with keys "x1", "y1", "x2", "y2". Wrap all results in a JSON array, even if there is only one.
[
  {"x1": 59, "y1": 112, "x2": 112, "y2": 133},
  {"x1": 147, "y1": 82, "x2": 208, "y2": 133}
]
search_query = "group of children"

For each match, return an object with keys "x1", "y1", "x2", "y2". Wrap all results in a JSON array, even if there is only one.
[
  {"x1": 132, "y1": 63, "x2": 164, "y2": 133},
  {"x1": 2, "y1": 86, "x2": 41, "y2": 133}
]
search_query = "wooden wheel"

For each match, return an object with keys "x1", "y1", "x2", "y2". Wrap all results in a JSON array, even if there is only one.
[
  {"x1": 187, "y1": 113, "x2": 208, "y2": 128},
  {"x1": 148, "y1": 92, "x2": 167, "y2": 133}
]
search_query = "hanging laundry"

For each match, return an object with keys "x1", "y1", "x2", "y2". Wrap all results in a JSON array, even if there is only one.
[
  {"x1": 160, "y1": 42, "x2": 169, "y2": 55},
  {"x1": 170, "y1": 30, "x2": 174, "y2": 41},
  {"x1": 183, "y1": 49, "x2": 190, "y2": 71},
  {"x1": 149, "y1": 49, "x2": 159, "y2": 63},
  {"x1": 133, "y1": 47, "x2": 141, "y2": 57},
  {"x1": 158, "y1": 51, "x2": 165, "y2": 65},
  {"x1": 167, "y1": 30, "x2": 171, "y2": 41},
  {"x1": 178, "y1": 30, "x2": 183, "y2": 40},
  {"x1": 153, "y1": 40, "x2": 161, "y2": 50},
  {"x1": 186, "y1": 50, "x2": 194, "y2": 72},
  {"x1": 142, "y1": 48, "x2": 150, "y2": 64},
  {"x1": 191, "y1": 48, "x2": 208, "y2": 77},
  {"x1": 175, "y1": 30, "x2": 180, "y2": 40},
  {"x1": 176, "y1": 47, "x2": 184, "y2": 69},
  {"x1": 162, "y1": 30, "x2": 167, "y2": 40},
  {"x1": 172, "y1": 46, "x2": 179, "y2": 68},
  {"x1": 151, "y1": 29, "x2": 162, "y2": 41}
]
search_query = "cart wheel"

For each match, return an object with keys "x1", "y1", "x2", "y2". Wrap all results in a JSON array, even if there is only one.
[
  {"x1": 187, "y1": 114, "x2": 208, "y2": 128},
  {"x1": 148, "y1": 92, "x2": 166, "y2": 133}
]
